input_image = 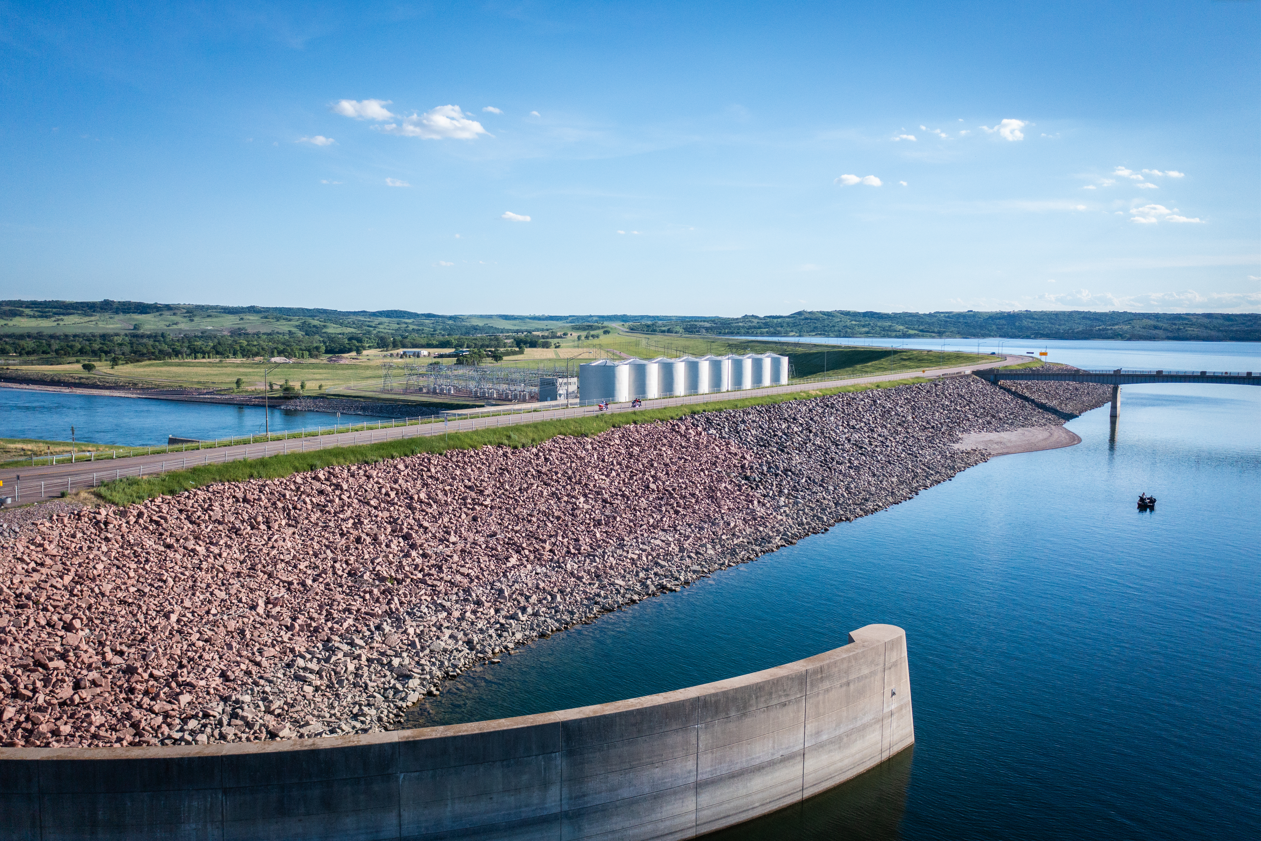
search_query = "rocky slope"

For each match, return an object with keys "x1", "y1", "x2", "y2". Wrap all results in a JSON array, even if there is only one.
[{"x1": 0, "y1": 376, "x2": 1110, "y2": 748}]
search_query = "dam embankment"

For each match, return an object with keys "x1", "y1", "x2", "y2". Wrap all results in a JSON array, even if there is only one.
[
  {"x1": 0, "y1": 624, "x2": 912, "y2": 841},
  {"x1": 0, "y1": 376, "x2": 1109, "y2": 749}
]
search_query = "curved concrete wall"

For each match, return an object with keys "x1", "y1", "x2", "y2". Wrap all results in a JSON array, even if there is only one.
[{"x1": 0, "y1": 624, "x2": 912, "y2": 841}]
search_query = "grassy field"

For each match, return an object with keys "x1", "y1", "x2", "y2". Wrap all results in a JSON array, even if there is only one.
[
  {"x1": 0, "y1": 329, "x2": 992, "y2": 399},
  {"x1": 95, "y1": 377, "x2": 931, "y2": 506},
  {"x1": 0, "y1": 437, "x2": 146, "y2": 466}
]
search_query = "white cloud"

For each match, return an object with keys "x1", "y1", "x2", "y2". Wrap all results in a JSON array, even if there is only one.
[
  {"x1": 919, "y1": 125, "x2": 926, "y2": 130},
  {"x1": 530, "y1": 110, "x2": 541, "y2": 117},
  {"x1": 835, "y1": 174, "x2": 882, "y2": 186},
  {"x1": 319, "y1": 179, "x2": 341, "y2": 184},
  {"x1": 332, "y1": 99, "x2": 395, "y2": 120},
  {"x1": 1100, "y1": 178, "x2": 1116, "y2": 187},
  {"x1": 1130, "y1": 204, "x2": 1171, "y2": 219},
  {"x1": 1035, "y1": 288, "x2": 1259, "y2": 312},
  {"x1": 1127, "y1": 204, "x2": 1203, "y2": 224},
  {"x1": 899, "y1": 180, "x2": 908, "y2": 186},
  {"x1": 501, "y1": 211, "x2": 530, "y2": 222},
  {"x1": 482, "y1": 106, "x2": 502, "y2": 114},
  {"x1": 892, "y1": 134, "x2": 916, "y2": 142},
  {"x1": 1166, "y1": 170, "x2": 1185, "y2": 178},
  {"x1": 298, "y1": 135, "x2": 335, "y2": 146},
  {"x1": 1114, "y1": 166, "x2": 1144, "y2": 180},
  {"x1": 958, "y1": 129, "x2": 970, "y2": 136},
  {"x1": 437, "y1": 261, "x2": 454, "y2": 267},
  {"x1": 1142, "y1": 169, "x2": 1164, "y2": 176},
  {"x1": 617, "y1": 230, "x2": 625, "y2": 234},
  {"x1": 378, "y1": 105, "x2": 488, "y2": 140},
  {"x1": 1075, "y1": 205, "x2": 1086, "y2": 211},
  {"x1": 1083, "y1": 185, "x2": 1097, "y2": 190},
  {"x1": 385, "y1": 178, "x2": 410, "y2": 187},
  {"x1": 980, "y1": 119, "x2": 1026, "y2": 140},
  {"x1": 1135, "y1": 182, "x2": 1159, "y2": 189}
]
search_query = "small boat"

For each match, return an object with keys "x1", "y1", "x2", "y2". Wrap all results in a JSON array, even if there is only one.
[{"x1": 1137, "y1": 494, "x2": 1156, "y2": 511}]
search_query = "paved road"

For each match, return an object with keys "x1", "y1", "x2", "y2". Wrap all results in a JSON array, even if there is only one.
[{"x1": 1, "y1": 355, "x2": 1026, "y2": 504}]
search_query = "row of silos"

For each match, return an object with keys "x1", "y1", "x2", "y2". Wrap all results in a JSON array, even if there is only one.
[{"x1": 577, "y1": 353, "x2": 789, "y2": 404}]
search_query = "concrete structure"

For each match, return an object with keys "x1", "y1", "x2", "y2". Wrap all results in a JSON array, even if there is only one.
[
  {"x1": 539, "y1": 377, "x2": 578, "y2": 403},
  {"x1": 0, "y1": 624, "x2": 913, "y2": 841}
]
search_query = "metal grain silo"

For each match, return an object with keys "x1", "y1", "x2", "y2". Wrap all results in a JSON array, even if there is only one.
[
  {"x1": 682, "y1": 356, "x2": 708, "y2": 394},
  {"x1": 655, "y1": 357, "x2": 686, "y2": 397},
  {"x1": 703, "y1": 355, "x2": 731, "y2": 393},
  {"x1": 627, "y1": 358, "x2": 660, "y2": 400},
  {"x1": 751, "y1": 353, "x2": 773, "y2": 387},
  {"x1": 730, "y1": 354, "x2": 754, "y2": 390},
  {"x1": 579, "y1": 359, "x2": 629, "y2": 405},
  {"x1": 770, "y1": 354, "x2": 790, "y2": 385}
]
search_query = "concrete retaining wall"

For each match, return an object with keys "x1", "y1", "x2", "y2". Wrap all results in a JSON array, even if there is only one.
[{"x1": 0, "y1": 624, "x2": 913, "y2": 840}]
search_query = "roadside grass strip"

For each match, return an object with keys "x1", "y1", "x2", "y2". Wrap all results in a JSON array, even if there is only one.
[{"x1": 95, "y1": 377, "x2": 930, "y2": 506}]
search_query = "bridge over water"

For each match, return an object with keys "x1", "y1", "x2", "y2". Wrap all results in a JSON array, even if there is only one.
[{"x1": 982, "y1": 367, "x2": 1261, "y2": 418}]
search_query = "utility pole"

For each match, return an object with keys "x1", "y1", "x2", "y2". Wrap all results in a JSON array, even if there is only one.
[{"x1": 263, "y1": 361, "x2": 286, "y2": 438}]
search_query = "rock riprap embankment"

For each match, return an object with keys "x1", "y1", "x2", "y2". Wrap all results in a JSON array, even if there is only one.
[{"x1": 0, "y1": 376, "x2": 1110, "y2": 748}]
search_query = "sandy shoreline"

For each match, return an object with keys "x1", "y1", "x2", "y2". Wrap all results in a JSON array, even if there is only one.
[
  {"x1": 0, "y1": 376, "x2": 1113, "y2": 748},
  {"x1": 954, "y1": 425, "x2": 1082, "y2": 456}
]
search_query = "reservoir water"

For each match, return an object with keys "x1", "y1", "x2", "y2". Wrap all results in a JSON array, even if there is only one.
[
  {"x1": 0, "y1": 387, "x2": 372, "y2": 446},
  {"x1": 411, "y1": 349, "x2": 1260, "y2": 839}
]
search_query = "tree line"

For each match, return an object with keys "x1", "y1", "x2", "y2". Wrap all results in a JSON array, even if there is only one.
[{"x1": 0, "y1": 331, "x2": 563, "y2": 363}]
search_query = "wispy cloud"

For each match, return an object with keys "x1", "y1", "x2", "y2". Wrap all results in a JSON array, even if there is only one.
[
  {"x1": 332, "y1": 99, "x2": 394, "y2": 120},
  {"x1": 385, "y1": 177, "x2": 410, "y2": 187},
  {"x1": 502, "y1": 211, "x2": 530, "y2": 222},
  {"x1": 980, "y1": 118, "x2": 1026, "y2": 141},
  {"x1": 319, "y1": 179, "x2": 341, "y2": 184},
  {"x1": 482, "y1": 106, "x2": 502, "y2": 114},
  {"x1": 297, "y1": 135, "x2": 335, "y2": 146},
  {"x1": 835, "y1": 174, "x2": 882, "y2": 186},
  {"x1": 378, "y1": 105, "x2": 489, "y2": 140},
  {"x1": 1129, "y1": 204, "x2": 1203, "y2": 224},
  {"x1": 1114, "y1": 166, "x2": 1144, "y2": 180},
  {"x1": 892, "y1": 134, "x2": 916, "y2": 142},
  {"x1": 437, "y1": 261, "x2": 454, "y2": 267},
  {"x1": 1035, "y1": 288, "x2": 1259, "y2": 312}
]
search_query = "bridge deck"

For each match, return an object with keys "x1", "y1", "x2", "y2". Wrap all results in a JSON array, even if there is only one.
[{"x1": 984, "y1": 368, "x2": 1259, "y2": 386}]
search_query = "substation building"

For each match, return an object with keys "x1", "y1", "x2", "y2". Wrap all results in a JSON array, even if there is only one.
[{"x1": 577, "y1": 353, "x2": 789, "y2": 405}]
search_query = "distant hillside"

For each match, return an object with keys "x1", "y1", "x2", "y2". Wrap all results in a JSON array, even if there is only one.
[{"x1": 626, "y1": 311, "x2": 1261, "y2": 342}]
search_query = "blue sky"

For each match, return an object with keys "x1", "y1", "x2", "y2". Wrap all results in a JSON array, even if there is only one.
[{"x1": 1, "y1": 1, "x2": 1258, "y2": 315}]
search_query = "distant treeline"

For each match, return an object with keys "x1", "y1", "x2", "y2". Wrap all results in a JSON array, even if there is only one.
[
  {"x1": 0, "y1": 332, "x2": 562, "y2": 363},
  {"x1": 627, "y1": 310, "x2": 1261, "y2": 342}
]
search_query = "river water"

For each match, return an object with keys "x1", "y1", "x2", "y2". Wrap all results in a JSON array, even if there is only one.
[
  {"x1": 0, "y1": 387, "x2": 372, "y2": 447},
  {"x1": 412, "y1": 343, "x2": 1261, "y2": 840}
]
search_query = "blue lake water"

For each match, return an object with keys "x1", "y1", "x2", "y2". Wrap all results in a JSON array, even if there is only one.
[
  {"x1": 758, "y1": 336, "x2": 1261, "y2": 374},
  {"x1": 0, "y1": 387, "x2": 366, "y2": 447},
  {"x1": 412, "y1": 351, "x2": 1260, "y2": 838}
]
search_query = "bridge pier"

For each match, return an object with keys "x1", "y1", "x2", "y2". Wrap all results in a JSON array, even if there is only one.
[{"x1": 1110, "y1": 385, "x2": 1120, "y2": 418}]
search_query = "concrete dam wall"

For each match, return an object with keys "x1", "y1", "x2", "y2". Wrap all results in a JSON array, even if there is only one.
[{"x1": 0, "y1": 624, "x2": 913, "y2": 840}]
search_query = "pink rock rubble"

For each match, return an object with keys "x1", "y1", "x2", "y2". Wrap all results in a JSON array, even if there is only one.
[{"x1": 0, "y1": 376, "x2": 1110, "y2": 748}]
